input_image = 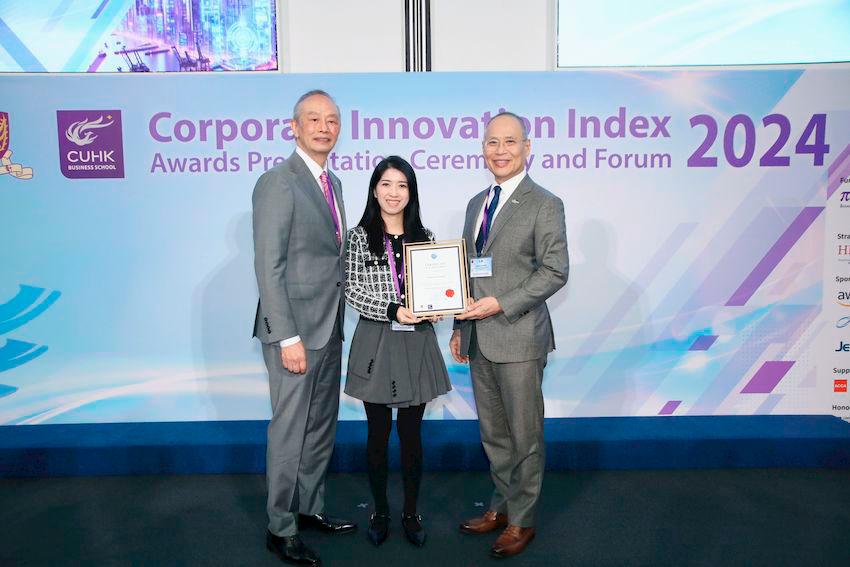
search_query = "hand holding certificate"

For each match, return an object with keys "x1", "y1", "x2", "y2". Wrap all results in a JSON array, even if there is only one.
[{"x1": 403, "y1": 239, "x2": 470, "y2": 317}]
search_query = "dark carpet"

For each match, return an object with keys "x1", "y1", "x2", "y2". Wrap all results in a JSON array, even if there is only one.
[{"x1": 1, "y1": 469, "x2": 848, "y2": 566}]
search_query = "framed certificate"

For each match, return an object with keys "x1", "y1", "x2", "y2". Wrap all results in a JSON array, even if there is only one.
[{"x1": 403, "y1": 239, "x2": 470, "y2": 317}]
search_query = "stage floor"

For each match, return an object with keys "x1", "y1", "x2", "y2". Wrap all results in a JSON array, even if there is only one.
[{"x1": 1, "y1": 469, "x2": 848, "y2": 566}]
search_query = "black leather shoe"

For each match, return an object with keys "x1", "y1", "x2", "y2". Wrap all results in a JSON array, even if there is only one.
[
  {"x1": 298, "y1": 513, "x2": 357, "y2": 534},
  {"x1": 367, "y1": 512, "x2": 391, "y2": 546},
  {"x1": 265, "y1": 531, "x2": 320, "y2": 566},
  {"x1": 401, "y1": 513, "x2": 426, "y2": 547}
]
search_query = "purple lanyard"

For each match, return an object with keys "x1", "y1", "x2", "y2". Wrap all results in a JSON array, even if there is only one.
[{"x1": 384, "y1": 234, "x2": 404, "y2": 300}]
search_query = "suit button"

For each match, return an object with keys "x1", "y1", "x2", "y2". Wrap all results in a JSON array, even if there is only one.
[{"x1": 336, "y1": 282, "x2": 341, "y2": 287}]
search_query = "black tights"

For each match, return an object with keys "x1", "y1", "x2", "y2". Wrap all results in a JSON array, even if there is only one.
[{"x1": 363, "y1": 401, "x2": 426, "y2": 515}]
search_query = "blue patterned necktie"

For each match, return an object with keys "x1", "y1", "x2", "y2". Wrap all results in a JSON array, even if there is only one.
[{"x1": 475, "y1": 185, "x2": 501, "y2": 254}]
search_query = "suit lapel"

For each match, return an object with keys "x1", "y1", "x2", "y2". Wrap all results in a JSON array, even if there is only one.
[
  {"x1": 288, "y1": 152, "x2": 339, "y2": 244},
  {"x1": 329, "y1": 172, "x2": 347, "y2": 255},
  {"x1": 481, "y1": 175, "x2": 533, "y2": 256}
]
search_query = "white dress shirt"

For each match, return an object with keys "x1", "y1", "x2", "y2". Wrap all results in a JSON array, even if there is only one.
[
  {"x1": 281, "y1": 148, "x2": 344, "y2": 348},
  {"x1": 473, "y1": 169, "x2": 526, "y2": 243}
]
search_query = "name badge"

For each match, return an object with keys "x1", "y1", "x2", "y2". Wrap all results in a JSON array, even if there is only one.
[
  {"x1": 469, "y1": 257, "x2": 493, "y2": 278},
  {"x1": 391, "y1": 321, "x2": 416, "y2": 332}
]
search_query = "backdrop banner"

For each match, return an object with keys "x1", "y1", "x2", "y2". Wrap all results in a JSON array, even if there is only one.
[{"x1": 1, "y1": 69, "x2": 849, "y2": 425}]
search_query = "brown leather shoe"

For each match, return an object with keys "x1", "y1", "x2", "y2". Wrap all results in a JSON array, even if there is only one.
[
  {"x1": 490, "y1": 525, "x2": 535, "y2": 557},
  {"x1": 458, "y1": 510, "x2": 508, "y2": 534}
]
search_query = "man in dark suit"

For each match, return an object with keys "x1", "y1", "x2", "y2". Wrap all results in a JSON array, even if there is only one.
[
  {"x1": 451, "y1": 111, "x2": 569, "y2": 558},
  {"x1": 253, "y1": 90, "x2": 355, "y2": 566}
]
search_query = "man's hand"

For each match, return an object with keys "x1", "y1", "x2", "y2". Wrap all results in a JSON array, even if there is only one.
[
  {"x1": 449, "y1": 329, "x2": 468, "y2": 364},
  {"x1": 280, "y1": 341, "x2": 307, "y2": 374},
  {"x1": 455, "y1": 296, "x2": 502, "y2": 321}
]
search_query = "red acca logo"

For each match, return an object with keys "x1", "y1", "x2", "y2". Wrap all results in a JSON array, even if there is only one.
[{"x1": 835, "y1": 379, "x2": 848, "y2": 393}]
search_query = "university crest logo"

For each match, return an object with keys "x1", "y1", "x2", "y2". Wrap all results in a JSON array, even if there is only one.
[{"x1": 0, "y1": 112, "x2": 34, "y2": 180}]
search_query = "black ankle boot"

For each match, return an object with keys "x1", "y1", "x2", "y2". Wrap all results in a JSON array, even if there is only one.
[
  {"x1": 401, "y1": 513, "x2": 426, "y2": 547},
  {"x1": 368, "y1": 512, "x2": 390, "y2": 546}
]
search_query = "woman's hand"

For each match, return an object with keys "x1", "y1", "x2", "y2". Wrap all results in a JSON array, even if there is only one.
[{"x1": 396, "y1": 306, "x2": 423, "y2": 325}]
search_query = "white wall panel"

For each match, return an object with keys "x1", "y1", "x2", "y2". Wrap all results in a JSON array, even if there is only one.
[{"x1": 282, "y1": 0, "x2": 406, "y2": 72}]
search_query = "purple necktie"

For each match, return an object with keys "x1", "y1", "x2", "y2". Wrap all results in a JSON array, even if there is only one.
[{"x1": 319, "y1": 171, "x2": 341, "y2": 245}]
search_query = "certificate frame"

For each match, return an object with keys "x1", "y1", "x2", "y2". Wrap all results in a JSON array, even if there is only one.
[{"x1": 403, "y1": 239, "x2": 470, "y2": 317}]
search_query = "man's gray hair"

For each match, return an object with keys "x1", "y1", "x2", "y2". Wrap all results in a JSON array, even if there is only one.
[
  {"x1": 293, "y1": 89, "x2": 339, "y2": 120},
  {"x1": 485, "y1": 111, "x2": 529, "y2": 140}
]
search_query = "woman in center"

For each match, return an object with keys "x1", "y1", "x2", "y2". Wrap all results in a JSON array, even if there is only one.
[{"x1": 344, "y1": 155, "x2": 451, "y2": 548}]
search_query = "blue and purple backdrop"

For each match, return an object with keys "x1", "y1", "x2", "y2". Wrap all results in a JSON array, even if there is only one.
[{"x1": 1, "y1": 69, "x2": 849, "y2": 425}]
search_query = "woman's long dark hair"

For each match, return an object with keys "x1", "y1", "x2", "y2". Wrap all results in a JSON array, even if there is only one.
[{"x1": 357, "y1": 155, "x2": 428, "y2": 257}]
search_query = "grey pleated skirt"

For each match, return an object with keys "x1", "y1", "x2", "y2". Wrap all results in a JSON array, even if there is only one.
[{"x1": 345, "y1": 317, "x2": 452, "y2": 408}]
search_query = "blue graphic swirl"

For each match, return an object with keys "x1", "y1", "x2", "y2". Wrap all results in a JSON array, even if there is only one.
[
  {"x1": 0, "y1": 339, "x2": 47, "y2": 372},
  {"x1": 0, "y1": 285, "x2": 61, "y2": 335},
  {"x1": 0, "y1": 285, "x2": 60, "y2": 386}
]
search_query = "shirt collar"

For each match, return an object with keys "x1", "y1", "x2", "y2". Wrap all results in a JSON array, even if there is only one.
[
  {"x1": 491, "y1": 169, "x2": 526, "y2": 200},
  {"x1": 295, "y1": 146, "x2": 327, "y2": 181}
]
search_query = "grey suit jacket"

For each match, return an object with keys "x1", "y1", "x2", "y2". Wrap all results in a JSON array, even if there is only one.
[
  {"x1": 455, "y1": 174, "x2": 568, "y2": 363},
  {"x1": 252, "y1": 151, "x2": 347, "y2": 350}
]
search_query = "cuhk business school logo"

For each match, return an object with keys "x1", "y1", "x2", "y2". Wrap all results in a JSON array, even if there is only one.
[{"x1": 56, "y1": 110, "x2": 125, "y2": 179}]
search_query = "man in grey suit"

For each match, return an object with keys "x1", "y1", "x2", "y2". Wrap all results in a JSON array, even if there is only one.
[
  {"x1": 253, "y1": 90, "x2": 355, "y2": 566},
  {"x1": 450, "y1": 111, "x2": 569, "y2": 559}
]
